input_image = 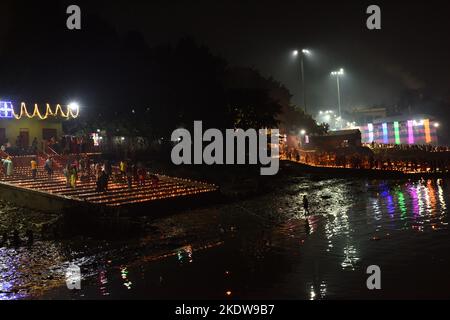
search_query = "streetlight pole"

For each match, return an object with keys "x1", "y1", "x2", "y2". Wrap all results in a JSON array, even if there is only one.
[
  {"x1": 293, "y1": 49, "x2": 310, "y2": 114},
  {"x1": 331, "y1": 68, "x2": 344, "y2": 129},
  {"x1": 336, "y1": 74, "x2": 341, "y2": 119},
  {"x1": 300, "y1": 54, "x2": 306, "y2": 114}
]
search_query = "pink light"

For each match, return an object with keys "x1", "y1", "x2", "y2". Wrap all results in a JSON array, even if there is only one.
[{"x1": 407, "y1": 120, "x2": 414, "y2": 144}]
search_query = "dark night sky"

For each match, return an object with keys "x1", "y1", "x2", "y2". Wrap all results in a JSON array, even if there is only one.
[
  {"x1": 1, "y1": 0, "x2": 450, "y2": 114},
  {"x1": 100, "y1": 0, "x2": 450, "y2": 111}
]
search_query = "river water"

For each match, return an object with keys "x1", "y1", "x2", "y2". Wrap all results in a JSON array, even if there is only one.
[{"x1": 1, "y1": 177, "x2": 449, "y2": 300}]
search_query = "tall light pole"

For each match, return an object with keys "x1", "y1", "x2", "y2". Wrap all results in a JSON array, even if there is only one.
[
  {"x1": 331, "y1": 68, "x2": 344, "y2": 128},
  {"x1": 293, "y1": 49, "x2": 310, "y2": 114}
]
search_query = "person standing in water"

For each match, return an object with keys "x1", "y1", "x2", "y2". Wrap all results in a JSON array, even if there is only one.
[{"x1": 303, "y1": 195, "x2": 310, "y2": 215}]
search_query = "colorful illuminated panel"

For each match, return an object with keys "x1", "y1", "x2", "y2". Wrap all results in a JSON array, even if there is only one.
[
  {"x1": 393, "y1": 121, "x2": 401, "y2": 144},
  {"x1": 367, "y1": 123, "x2": 374, "y2": 142},
  {"x1": 382, "y1": 123, "x2": 388, "y2": 144},
  {"x1": 360, "y1": 119, "x2": 438, "y2": 145},
  {"x1": 0, "y1": 101, "x2": 14, "y2": 118},
  {"x1": 407, "y1": 120, "x2": 414, "y2": 144},
  {"x1": 423, "y1": 119, "x2": 431, "y2": 143}
]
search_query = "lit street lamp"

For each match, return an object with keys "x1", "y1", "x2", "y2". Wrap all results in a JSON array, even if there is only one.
[
  {"x1": 293, "y1": 49, "x2": 311, "y2": 114},
  {"x1": 330, "y1": 68, "x2": 344, "y2": 128},
  {"x1": 68, "y1": 102, "x2": 79, "y2": 111}
]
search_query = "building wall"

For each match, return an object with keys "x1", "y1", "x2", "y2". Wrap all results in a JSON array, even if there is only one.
[{"x1": 0, "y1": 117, "x2": 63, "y2": 149}]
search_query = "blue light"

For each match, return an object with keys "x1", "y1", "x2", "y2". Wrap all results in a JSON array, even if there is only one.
[{"x1": 0, "y1": 101, "x2": 14, "y2": 118}]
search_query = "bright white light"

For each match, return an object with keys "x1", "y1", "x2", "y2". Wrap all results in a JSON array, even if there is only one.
[
  {"x1": 121, "y1": 137, "x2": 125, "y2": 141},
  {"x1": 293, "y1": 50, "x2": 299, "y2": 56},
  {"x1": 68, "y1": 102, "x2": 79, "y2": 111},
  {"x1": 434, "y1": 122, "x2": 440, "y2": 128},
  {"x1": 331, "y1": 68, "x2": 344, "y2": 76},
  {"x1": 319, "y1": 111, "x2": 323, "y2": 114},
  {"x1": 96, "y1": 129, "x2": 100, "y2": 133},
  {"x1": 302, "y1": 49, "x2": 310, "y2": 55},
  {"x1": 325, "y1": 115, "x2": 331, "y2": 121},
  {"x1": 300, "y1": 129, "x2": 306, "y2": 135}
]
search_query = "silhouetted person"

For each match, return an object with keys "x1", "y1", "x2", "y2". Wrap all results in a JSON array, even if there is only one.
[
  {"x1": 96, "y1": 170, "x2": 108, "y2": 192},
  {"x1": 126, "y1": 164, "x2": 133, "y2": 189},
  {"x1": 138, "y1": 167, "x2": 147, "y2": 187},
  {"x1": 305, "y1": 219, "x2": 310, "y2": 234},
  {"x1": 104, "y1": 160, "x2": 112, "y2": 177},
  {"x1": 303, "y1": 195, "x2": 310, "y2": 215},
  {"x1": 25, "y1": 229, "x2": 34, "y2": 246}
]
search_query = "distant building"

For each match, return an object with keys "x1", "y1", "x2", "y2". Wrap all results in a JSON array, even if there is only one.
[
  {"x1": 348, "y1": 106, "x2": 387, "y2": 124},
  {"x1": 0, "y1": 101, "x2": 78, "y2": 151},
  {"x1": 307, "y1": 129, "x2": 362, "y2": 150}
]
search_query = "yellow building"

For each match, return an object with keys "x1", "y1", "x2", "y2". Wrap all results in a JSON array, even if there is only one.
[{"x1": 0, "y1": 101, "x2": 78, "y2": 150}]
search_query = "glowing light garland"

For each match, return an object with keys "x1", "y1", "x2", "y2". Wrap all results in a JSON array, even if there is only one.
[{"x1": 8, "y1": 102, "x2": 79, "y2": 120}]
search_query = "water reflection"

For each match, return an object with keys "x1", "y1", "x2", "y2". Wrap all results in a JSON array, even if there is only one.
[
  {"x1": 0, "y1": 243, "x2": 66, "y2": 300},
  {"x1": 177, "y1": 245, "x2": 193, "y2": 264},
  {"x1": 309, "y1": 281, "x2": 327, "y2": 300},
  {"x1": 120, "y1": 266, "x2": 132, "y2": 290},
  {"x1": 1, "y1": 178, "x2": 449, "y2": 300},
  {"x1": 99, "y1": 270, "x2": 110, "y2": 296}
]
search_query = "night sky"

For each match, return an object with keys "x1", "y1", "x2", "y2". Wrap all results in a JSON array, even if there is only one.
[{"x1": 1, "y1": 0, "x2": 450, "y2": 115}]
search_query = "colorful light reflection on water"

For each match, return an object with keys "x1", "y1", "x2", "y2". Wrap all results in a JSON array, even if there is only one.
[{"x1": 1, "y1": 178, "x2": 450, "y2": 299}]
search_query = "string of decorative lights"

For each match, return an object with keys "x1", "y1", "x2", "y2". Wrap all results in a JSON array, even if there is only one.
[{"x1": 11, "y1": 102, "x2": 79, "y2": 120}]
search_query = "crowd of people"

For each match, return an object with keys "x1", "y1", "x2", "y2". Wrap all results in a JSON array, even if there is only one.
[
  {"x1": 58, "y1": 157, "x2": 160, "y2": 192},
  {"x1": 366, "y1": 142, "x2": 450, "y2": 153},
  {"x1": 0, "y1": 137, "x2": 39, "y2": 156},
  {"x1": 1, "y1": 153, "x2": 160, "y2": 193},
  {"x1": 283, "y1": 146, "x2": 450, "y2": 173},
  {"x1": 0, "y1": 134, "x2": 97, "y2": 157},
  {"x1": 47, "y1": 135, "x2": 95, "y2": 155}
]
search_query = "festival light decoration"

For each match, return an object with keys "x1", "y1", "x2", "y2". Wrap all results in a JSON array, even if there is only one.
[
  {"x1": 407, "y1": 120, "x2": 414, "y2": 144},
  {"x1": 0, "y1": 101, "x2": 15, "y2": 118},
  {"x1": 382, "y1": 123, "x2": 388, "y2": 144},
  {"x1": 423, "y1": 119, "x2": 432, "y2": 144},
  {"x1": 367, "y1": 123, "x2": 374, "y2": 143},
  {"x1": 393, "y1": 121, "x2": 401, "y2": 144},
  {"x1": 0, "y1": 102, "x2": 80, "y2": 120},
  {"x1": 3, "y1": 167, "x2": 218, "y2": 207}
]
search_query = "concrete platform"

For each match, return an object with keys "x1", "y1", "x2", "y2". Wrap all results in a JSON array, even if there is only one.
[{"x1": 0, "y1": 167, "x2": 219, "y2": 215}]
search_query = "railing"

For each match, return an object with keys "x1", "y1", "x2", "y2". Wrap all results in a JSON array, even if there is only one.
[{"x1": 43, "y1": 145, "x2": 67, "y2": 169}]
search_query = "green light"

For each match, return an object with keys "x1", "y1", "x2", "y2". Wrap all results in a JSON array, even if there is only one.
[
  {"x1": 394, "y1": 121, "x2": 401, "y2": 144},
  {"x1": 397, "y1": 191, "x2": 407, "y2": 218}
]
